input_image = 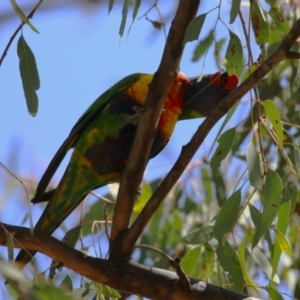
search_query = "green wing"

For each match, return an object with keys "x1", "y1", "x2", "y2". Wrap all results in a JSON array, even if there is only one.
[{"x1": 33, "y1": 73, "x2": 141, "y2": 203}]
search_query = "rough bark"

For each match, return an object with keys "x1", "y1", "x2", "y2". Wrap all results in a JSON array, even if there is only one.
[
  {"x1": 110, "y1": 0, "x2": 200, "y2": 259},
  {"x1": 0, "y1": 223, "x2": 259, "y2": 300}
]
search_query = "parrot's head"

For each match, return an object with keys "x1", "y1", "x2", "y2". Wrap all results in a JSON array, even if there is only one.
[{"x1": 181, "y1": 72, "x2": 238, "y2": 119}]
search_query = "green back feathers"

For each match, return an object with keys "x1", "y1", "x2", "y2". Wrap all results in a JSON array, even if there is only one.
[
  {"x1": 73, "y1": 73, "x2": 142, "y2": 130},
  {"x1": 33, "y1": 73, "x2": 142, "y2": 204}
]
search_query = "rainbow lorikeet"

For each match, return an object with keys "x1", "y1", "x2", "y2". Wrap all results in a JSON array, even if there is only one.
[{"x1": 15, "y1": 71, "x2": 238, "y2": 267}]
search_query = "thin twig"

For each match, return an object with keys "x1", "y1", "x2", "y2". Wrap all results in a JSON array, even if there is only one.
[
  {"x1": 103, "y1": 205, "x2": 110, "y2": 246},
  {"x1": 135, "y1": 244, "x2": 173, "y2": 261},
  {"x1": 0, "y1": 162, "x2": 30, "y2": 203},
  {"x1": 0, "y1": 0, "x2": 43, "y2": 67},
  {"x1": 90, "y1": 191, "x2": 115, "y2": 205},
  {"x1": 169, "y1": 257, "x2": 191, "y2": 289},
  {"x1": 0, "y1": 162, "x2": 32, "y2": 230}
]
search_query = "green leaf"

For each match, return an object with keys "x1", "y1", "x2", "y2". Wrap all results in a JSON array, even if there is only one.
[
  {"x1": 268, "y1": 5, "x2": 291, "y2": 34},
  {"x1": 132, "y1": 0, "x2": 141, "y2": 21},
  {"x1": 192, "y1": 30, "x2": 214, "y2": 62},
  {"x1": 294, "y1": 147, "x2": 300, "y2": 177},
  {"x1": 134, "y1": 182, "x2": 152, "y2": 214},
  {"x1": 182, "y1": 226, "x2": 214, "y2": 244},
  {"x1": 210, "y1": 127, "x2": 236, "y2": 176},
  {"x1": 97, "y1": 283, "x2": 121, "y2": 298},
  {"x1": 102, "y1": 285, "x2": 121, "y2": 298},
  {"x1": 265, "y1": 287, "x2": 284, "y2": 300},
  {"x1": 249, "y1": 203, "x2": 273, "y2": 248},
  {"x1": 108, "y1": 0, "x2": 115, "y2": 14},
  {"x1": 212, "y1": 172, "x2": 227, "y2": 207},
  {"x1": 201, "y1": 244, "x2": 215, "y2": 280},
  {"x1": 290, "y1": 186, "x2": 298, "y2": 216},
  {"x1": 34, "y1": 283, "x2": 75, "y2": 300},
  {"x1": 292, "y1": 55, "x2": 300, "y2": 93},
  {"x1": 127, "y1": 0, "x2": 141, "y2": 36},
  {"x1": 217, "y1": 261, "x2": 225, "y2": 287},
  {"x1": 273, "y1": 228, "x2": 294, "y2": 256},
  {"x1": 249, "y1": 247, "x2": 280, "y2": 283},
  {"x1": 69, "y1": 288, "x2": 92, "y2": 299},
  {"x1": 6, "y1": 232, "x2": 14, "y2": 261},
  {"x1": 249, "y1": 203, "x2": 260, "y2": 227},
  {"x1": 230, "y1": 0, "x2": 241, "y2": 24},
  {"x1": 237, "y1": 241, "x2": 260, "y2": 293},
  {"x1": 217, "y1": 241, "x2": 244, "y2": 292},
  {"x1": 119, "y1": 0, "x2": 129, "y2": 37},
  {"x1": 246, "y1": 142, "x2": 263, "y2": 189},
  {"x1": 62, "y1": 226, "x2": 81, "y2": 248},
  {"x1": 181, "y1": 246, "x2": 201, "y2": 277},
  {"x1": 263, "y1": 99, "x2": 283, "y2": 146},
  {"x1": 252, "y1": 170, "x2": 282, "y2": 248},
  {"x1": 272, "y1": 187, "x2": 291, "y2": 276},
  {"x1": 225, "y1": 30, "x2": 243, "y2": 74},
  {"x1": 250, "y1": 0, "x2": 269, "y2": 44},
  {"x1": 214, "y1": 189, "x2": 241, "y2": 241},
  {"x1": 278, "y1": 187, "x2": 291, "y2": 229},
  {"x1": 17, "y1": 34, "x2": 40, "y2": 116},
  {"x1": 280, "y1": 173, "x2": 290, "y2": 188},
  {"x1": 173, "y1": 210, "x2": 183, "y2": 231},
  {"x1": 183, "y1": 13, "x2": 207, "y2": 44},
  {"x1": 9, "y1": 0, "x2": 39, "y2": 33},
  {"x1": 214, "y1": 38, "x2": 226, "y2": 67},
  {"x1": 242, "y1": 63, "x2": 258, "y2": 82},
  {"x1": 60, "y1": 274, "x2": 73, "y2": 291},
  {"x1": 209, "y1": 102, "x2": 239, "y2": 157},
  {"x1": 201, "y1": 168, "x2": 213, "y2": 204}
]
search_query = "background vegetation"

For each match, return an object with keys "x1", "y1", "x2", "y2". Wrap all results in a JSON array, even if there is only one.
[{"x1": 1, "y1": 0, "x2": 300, "y2": 299}]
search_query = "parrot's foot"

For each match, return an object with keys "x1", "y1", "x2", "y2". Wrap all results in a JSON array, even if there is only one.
[{"x1": 130, "y1": 106, "x2": 143, "y2": 125}]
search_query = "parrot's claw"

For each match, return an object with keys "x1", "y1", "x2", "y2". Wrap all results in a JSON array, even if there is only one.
[{"x1": 130, "y1": 106, "x2": 143, "y2": 125}]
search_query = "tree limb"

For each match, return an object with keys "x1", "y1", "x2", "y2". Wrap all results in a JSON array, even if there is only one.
[
  {"x1": 109, "y1": 0, "x2": 200, "y2": 259},
  {"x1": 0, "y1": 223, "x2": 260, "y2": 300}
]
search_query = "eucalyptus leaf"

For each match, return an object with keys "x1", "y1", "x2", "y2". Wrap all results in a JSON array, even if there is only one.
[
  {"x1": 17, "y1": 34, "x2": 40, "y2": 116},
  {"x1": 225, "y1": 30, "x2": 243, "y2": 74},
  {"x1": 263, "y1": 99, "x2": 283, "y2": 146},
  {"x1": 214, "y1": 189, "x2": 241, "y2": 241},
  {"x1": 183, "y1": 13, "x2": 207, "y2": 44},
  {"x1": 211, "y1": 127, "x2": 236, "y2": 176},
  {"x1": 246, "y1": 142, "x2": 263, "y2": 189},
  {"x1": 252, "y1": 170, "x2": 282, "y2": 248}
]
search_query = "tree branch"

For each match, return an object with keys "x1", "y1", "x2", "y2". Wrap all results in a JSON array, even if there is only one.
[
  {"x1": 124, "y1": 17, "x2": 300, "y2": 249},
  {"x1": 109, "y1": 0, "x2": 200, "y2": 259},
  {"x1": 286, "y1": 51, "x2": 300, "y2": 59},
  {"x1": 0, "y1": 223, "x2": 260, "y2": 300}
]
